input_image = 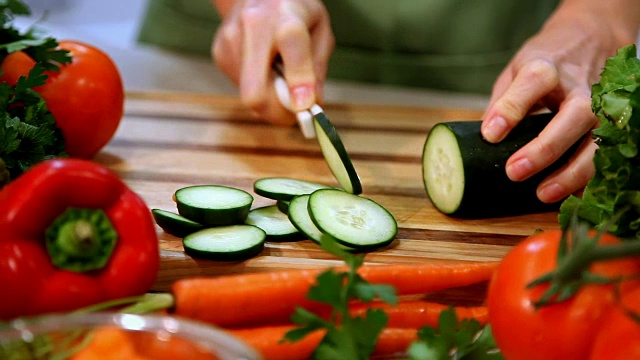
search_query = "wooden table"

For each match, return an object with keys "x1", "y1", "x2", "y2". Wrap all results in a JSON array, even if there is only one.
[{"x1": 98, "y1": 91, "x2": 561, "y2": 298}]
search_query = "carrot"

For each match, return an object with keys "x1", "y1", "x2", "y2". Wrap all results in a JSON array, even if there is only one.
[
  {"x1": 229, "y1": 325, "x2": 324, "y2": 360},
  {"x1": 171, "y1": 261, "x2": 497, "y2": 327},
  {"x1": 357, "y1": 262, "x2": 498, "y2": 295},
  {"x1": 348, "y1": 301, "x2": 489, "y2": 328},
  {"x1": 70, "y1": 327, "x2": 141, "y2": 360},
  {"x1": 373, "y1": 328, "x2": 418, "y2": 357},
  {"x1": 172, "y1": 269, "x2": 326, "y2": 327},
  {"x1": 229, "y1": 325, "x2": 418, "y2": 360},
  {"x1": 70, "y1": 327, "x2": 218, "y2": 360}
]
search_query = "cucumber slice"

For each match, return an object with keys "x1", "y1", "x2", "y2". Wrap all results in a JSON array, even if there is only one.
[
  {"x1": 422, "y1": 113, "x2": 580, "y2": 218},
  {"x1": 288, "y1": 194, "x2": 355, "y2": 250},
  {"x1": 183, "y1": 225, "x2": 265, "y2": 261},
  {"x1": 151, "y1": 208, "x2": 203, "y2": 237},
  {"x1": 307, "y1": 189, "x2": 397, "y2": 250},
  {"x1": 245, "y1": 205, "x2": 301, "y2": 242},
  {"x1": 313, "y1": 111, "x2": 362, "y2": 195},
  {"x1": 276, "y1": 200, "x2": 290, "y2": 214},
  {"x1": 253, "y1": 177, "x2": 331, "y2": 201},
  {"x1": 175, "y1": 185, "x2": 253, "y2": 226}
]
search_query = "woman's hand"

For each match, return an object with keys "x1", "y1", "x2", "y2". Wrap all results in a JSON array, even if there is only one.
[
  {"x1": 212, "y1": 0, "x2": 334, "y2": 125},
  {"x1": 481, "y1": 0, "x2": 640, "y2": 204}
]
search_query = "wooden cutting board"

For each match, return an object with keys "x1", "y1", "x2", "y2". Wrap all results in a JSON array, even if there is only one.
[{"x1": 98, "y1": 91, "x2": 561, "y2": 300}]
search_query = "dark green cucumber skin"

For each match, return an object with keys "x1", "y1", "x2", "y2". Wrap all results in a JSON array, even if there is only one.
[
  {"x1": 182, "y1": 226, "x2": 266, "y2": 261},
  {"x1": 177, "y1": 203, "x2": 251, "y2": 227},
  {"x1": 314, "y1": 112, "x2": 363, "y2": 195},
  {"x1": 276, "y1": 200, "x2": 290, "y2": 214},
  {"x1": 151, "y1": 209, "x2": 203, "y2": 238},
  {"x1": 423, "y1": 113, "x2": 580, "y2": 218},
  {"x1": 183, "y1": 240, "x2": 265, "y2": 261}
]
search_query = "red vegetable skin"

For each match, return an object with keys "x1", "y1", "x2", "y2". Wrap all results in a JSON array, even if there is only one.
[
  {"x1": 0, "y1": 40, "x2": 124, "y2": 158},
  {"x1": 0, "y1": 158, "x2": 159, "y2": 320},
  {"x1": 590, "y1": 286, "x2": 640, "y2": 360},
  {"x1": 487, "y1": 229, "x2": 640, "y2": 360}
]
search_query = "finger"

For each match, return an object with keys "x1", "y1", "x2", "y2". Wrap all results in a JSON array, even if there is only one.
[
  {"x1": 308, "y1": 5, "x2": 334, "y2": 104},
  {"x1": 536, "y1": 137, "x2": 597, "y2": 204},
  {"x1": 275, "y1": 16, "x2": 316, "y2": 111},
  {"x1": 239, "y1": 7, "x2": 292, "y2": 124},
  {"x1": 481, "y1": 59, "x2": 559, "y2": 143},
  {"x1": 505, "y1": 93, "x2": 595, "y2": 182},
  {"x1": 212, "y1": 20, "x2": 243, "y2": 85}
]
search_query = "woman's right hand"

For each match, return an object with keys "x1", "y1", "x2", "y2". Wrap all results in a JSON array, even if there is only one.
[{"x1": 212, "y1": 0, "x2": 335, "y2": 125}]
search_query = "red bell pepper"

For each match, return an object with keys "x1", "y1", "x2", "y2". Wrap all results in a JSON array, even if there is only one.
[{"x1": 0, "y1": 158, "x2": 160, "y2": 320}]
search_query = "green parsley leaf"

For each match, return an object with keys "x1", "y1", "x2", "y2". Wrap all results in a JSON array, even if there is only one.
[
  {"x1": 408, "y1": 308, "x2": 504, "y2": 360},
  {"x1": 559, "y1": 44, "x2": 640, "y2": 238},
  {"x1": 0, "y1": 0, "x2": 70, "y2": 188},
  {"x1": 283, "y1": 237, "x2": 397, "y2": 360}
]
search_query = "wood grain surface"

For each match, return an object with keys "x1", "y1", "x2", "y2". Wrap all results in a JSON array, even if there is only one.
[{"x1": 98, "y1": 91, "x2": 561, "y2": 298}]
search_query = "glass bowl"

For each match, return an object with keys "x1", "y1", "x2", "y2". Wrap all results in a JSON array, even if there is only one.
[{"x1": 0, "y1": 312, "x2": 262, "y2": 360}]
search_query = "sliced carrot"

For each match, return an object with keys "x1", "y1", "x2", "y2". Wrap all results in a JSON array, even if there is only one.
[
  {"x1": 171, "y1": 261, "x2": 497, "y2": 327},
  {"x1": 349, "y1": 301, "x2": 488, "y2": 328}
]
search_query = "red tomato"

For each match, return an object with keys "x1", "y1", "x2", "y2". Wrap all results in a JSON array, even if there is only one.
[
  {"x1": 1, "y1": 40, "x2": 124, "y2": 158},
  {"x1": 487, "y1": 229, "x2": 640, "y2": 360},
  {"x1": 590, "y1": 287, "x2": 640, "y2": 360}
]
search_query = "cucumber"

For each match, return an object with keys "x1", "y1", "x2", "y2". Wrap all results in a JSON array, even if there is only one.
[
  {"x1": 244, "y1": 205, "x2": 302, "y2": 242},
  {"x1": 253, "y1": 177, "x2": 331, "y2": 201},
  {"x1": 183, "y1": 225, "x2": 265, "y2": 261},
  {"x1": 307, "y1": 189, "x2": 397, "y2": 250},
  {"x1": 175, "y1": 185, "x2": 253, "y2": 226},
  {"x1": 151, "y1": 208, "x2": 203, "y2": 237},
  {"x1": 422, "y1": 112, "x2": 579, "y2": 218},
  {"x1": 288, "y1": 194, "x2": 356, "y2": 250},
  {"x1": 276, "y1": 200, "x2": 290, "y2": 214},
  {"x1": 312, "y1": 108, "x2": 363, "y2": 195}
]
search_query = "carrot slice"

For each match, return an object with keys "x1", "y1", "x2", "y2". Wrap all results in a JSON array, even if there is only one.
[{"x1": 171, "y1": 261, "x2": 497, "y2": 327}]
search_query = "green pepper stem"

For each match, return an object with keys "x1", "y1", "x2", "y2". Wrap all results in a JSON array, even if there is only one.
[{"x1": 46, "y1": 208, "x2": 118, "y2": 273}]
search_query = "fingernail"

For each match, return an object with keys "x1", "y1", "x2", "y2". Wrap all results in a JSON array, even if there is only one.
[
  {"x1": 290, "y1": 84, "x2": 314, "y2": 110},
  {"x1": 482, "y1": 116, "x2": 508, "y2": 143},
  {"x1": 538, "y1": 183, "x2": 564, "y2": 203},
  {"x1": 506, "y1": 158, "x2": 534, "y2": 181}
]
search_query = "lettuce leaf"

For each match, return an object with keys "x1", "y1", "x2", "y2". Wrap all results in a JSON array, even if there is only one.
[{"x1": 559, "y1": 44, "x2": 640, "y2": 238}]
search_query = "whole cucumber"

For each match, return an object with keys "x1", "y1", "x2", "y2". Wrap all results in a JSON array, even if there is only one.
[{"x1": 422, "y1": 112, "x2": 580, "y2": 218}]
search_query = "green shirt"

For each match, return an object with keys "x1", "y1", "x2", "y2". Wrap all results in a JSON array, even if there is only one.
[{"x1": 137, "y1": 0, "x2": 559, "y2": 94}]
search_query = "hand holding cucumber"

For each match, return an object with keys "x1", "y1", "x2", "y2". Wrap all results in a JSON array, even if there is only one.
[{"x1": 480, "y1": 0, "x2": 640, "y2": 204}]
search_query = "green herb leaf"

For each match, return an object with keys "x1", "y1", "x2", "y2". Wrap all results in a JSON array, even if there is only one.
[
  {"x1": 0, "y1": 0, "x2": 71, "y2": 188},
  {"x1": 408, "y1": 308, "x2": 504, "y2": 360},
  {"x1": 559, "y1": 44, "x2": 640, "y2": 238},
  {"x1": 283, "y1": 236, "x2": 397, "y2": 360}
]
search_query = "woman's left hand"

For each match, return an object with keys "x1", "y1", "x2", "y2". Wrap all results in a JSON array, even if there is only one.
[{"x1": 481, "y1": 0, "x2": 640, "y2": 204}]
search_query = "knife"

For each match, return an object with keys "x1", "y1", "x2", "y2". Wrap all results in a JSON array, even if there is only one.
[{"x1": 272, "y1": 59, "x2": 362, "y2": 194}]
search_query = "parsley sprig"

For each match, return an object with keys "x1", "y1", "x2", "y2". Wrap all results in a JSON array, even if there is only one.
[
  {"x1": 0, "y1": 0, "x2": 72, "y2": 188},
  {"x1": 283, "y1": 240, "x2": 397, "y2": 359},
  {"x1": 408, "y1": 309, "x2": 503, "y2": 360},
  {"x1": 283, "y1": 238, "x2": 504, "y2": 360},
  {"x1": 559, "y1": 44, "x2": 640, "y2": 238}
]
